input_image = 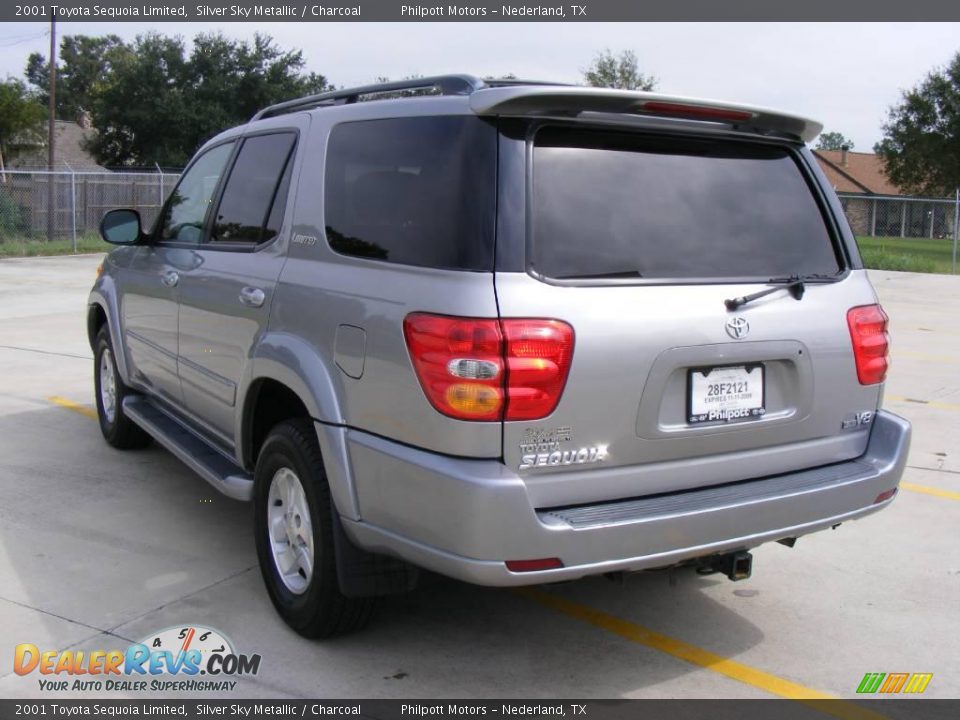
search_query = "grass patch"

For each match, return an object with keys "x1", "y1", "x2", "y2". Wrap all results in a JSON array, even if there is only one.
[
  {"x1": 859, "y1": 247, "x2": 938, "y2": 273},
  {"x1": 856, "y1": 236, "x2": 957, "y2": 274},
  {"x1": 0, "y1": 234, "x2": 110, "y2": 258}
]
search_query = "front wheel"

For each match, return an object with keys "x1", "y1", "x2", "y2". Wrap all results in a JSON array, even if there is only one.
[{"x1": 253, "y1": 419, "x2": 374, "y2": 638}]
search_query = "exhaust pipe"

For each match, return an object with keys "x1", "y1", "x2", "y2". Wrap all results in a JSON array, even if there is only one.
[{"x1": 696, "y1": 551, "x2": 753, "y2": 581}]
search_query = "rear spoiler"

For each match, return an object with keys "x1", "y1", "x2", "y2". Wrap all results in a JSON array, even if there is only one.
[{"x1": 468, "y1": 86, "x2": 823, "y2": 143}]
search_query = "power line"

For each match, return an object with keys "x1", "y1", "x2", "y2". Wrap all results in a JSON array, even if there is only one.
[{"x1": 0, "y1": 30, "x2": 49, "y2": 48}]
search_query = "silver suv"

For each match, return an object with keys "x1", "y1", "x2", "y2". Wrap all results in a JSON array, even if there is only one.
[{"x1": 89, "y1": 75, "x2": 911, "y2": 638}]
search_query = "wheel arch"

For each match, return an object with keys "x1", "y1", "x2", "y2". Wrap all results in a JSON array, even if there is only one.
[
  {"x1": 87, "y1": 302, "x2": 108, "y2": 349},
  {"x1": 239, "y1": 337, "x2": 357, "y2": 518},
  {"x1": 242, "y1": 377, "x2": 311, "y2": 471},
  {"x1": 88, "y1": 283, "x2": 132, "y2": 385}
]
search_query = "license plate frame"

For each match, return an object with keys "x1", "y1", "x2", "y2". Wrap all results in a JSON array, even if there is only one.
[{"x1": 687, "y1": 364, "x2": 766, "y2": 425}]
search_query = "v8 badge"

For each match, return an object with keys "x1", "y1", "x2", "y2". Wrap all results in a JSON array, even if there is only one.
[{"x1": 842, "y1": 411, "x2": 874, "y2": 430}]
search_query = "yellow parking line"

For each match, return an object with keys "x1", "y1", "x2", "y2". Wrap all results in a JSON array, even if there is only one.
[
  {"x1": 901, "y1": 481, "x2": 960, "y2": 502},
  {"x1": 885, "y1": 394, "x2": 960, "y2": 412},
  {"x1": 517, "y1": 588, "x2": 889, "y2": 720},
  {"x1": 48, "y1": 395, "x2": 98, "y2": 421}
]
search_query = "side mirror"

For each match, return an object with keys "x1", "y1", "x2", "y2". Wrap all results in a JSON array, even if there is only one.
[{"x1": 100, "y1": 209, "x2": 143, "y2": 245}]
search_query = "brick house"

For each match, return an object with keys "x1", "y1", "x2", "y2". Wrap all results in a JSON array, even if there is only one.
[{"x1": 813, "y1": 147, "x2": 954, "y2": 238}]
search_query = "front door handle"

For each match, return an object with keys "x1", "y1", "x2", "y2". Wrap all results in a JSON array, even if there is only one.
[
  {"x1": 239, "y1": 286, "x2": 266, "y2": 308},
  {"x1": 161, "y1": 270, "x2": 179, "y2": 288}
]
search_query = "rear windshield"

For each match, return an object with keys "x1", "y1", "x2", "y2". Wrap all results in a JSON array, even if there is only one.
[
  {"x1": 531, "y1": 128, "x2": 842, "y2": 281},
  {"x1": 324, "y1": 116, "x2": 496, "y2": 271}
]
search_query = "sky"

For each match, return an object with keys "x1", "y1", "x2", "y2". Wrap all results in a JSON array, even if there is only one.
[{"x1": 1, "y1": 21, "x2": 957, "y2": 152}]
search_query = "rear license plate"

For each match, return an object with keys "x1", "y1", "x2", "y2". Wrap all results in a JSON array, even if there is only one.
[{"x1": 688, "y1": 364, "x2": 765, "y2": 424}]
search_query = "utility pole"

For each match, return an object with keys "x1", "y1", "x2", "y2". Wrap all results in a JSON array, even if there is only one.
[
  {"x1": 953, "y1": 188, "x2": 958, "y2": 275},
  {"x1": 46, "y1": 10, "x2": 57, "y2": 241}
]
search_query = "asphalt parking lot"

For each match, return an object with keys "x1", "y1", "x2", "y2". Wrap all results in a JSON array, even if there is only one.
[{"x1": 0, "y1": 255, "x2": 957, "y2": 704}]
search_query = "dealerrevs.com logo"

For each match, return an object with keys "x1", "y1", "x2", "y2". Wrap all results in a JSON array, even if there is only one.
[{"x1": 14, "y1": 625, "x2": 260, "y2": 693}]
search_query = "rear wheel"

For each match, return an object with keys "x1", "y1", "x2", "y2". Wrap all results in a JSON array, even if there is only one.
[
  {"x1": 253, "y1": 419, "x2": 374, "y2": 638},
  {"x1": 94, "y1": 326, "x2": 151, "y2": 449}
]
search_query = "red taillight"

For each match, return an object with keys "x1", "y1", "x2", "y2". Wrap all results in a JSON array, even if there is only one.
[
  {"x1": 403, "y1": 314, "x2": 574, "y2": 422},
  {"x1": 502, "y1": 319, "x2": 574, "y2": 421},
  {"x1": 846, "y1": 304, "x2": 889, "y2": 385},
  {"x1": 403, "y1": 314, "x2": 504, "y2": 421},
  {"x1": 641, "y1": 101, "x2": 754, "y2": 123},
  {"x1": 505, "y1": 558, "x2": 564, "y2": 572}
]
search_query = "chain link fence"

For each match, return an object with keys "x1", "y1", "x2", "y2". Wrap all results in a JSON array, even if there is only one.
[
  {"x1": 0, "y1": 169, "x2": 180, "y2": 251},
  {"x1": 837, "y1": 192, "x2": 959, "y2": 240}
]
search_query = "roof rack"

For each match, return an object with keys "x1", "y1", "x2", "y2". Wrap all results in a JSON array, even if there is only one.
[
  {"x1": 250, "y1": 74, "x2": 568, "y2": 122},
  {"x1": 477, "y1": 78, "x2": 570, "y2": 89}
]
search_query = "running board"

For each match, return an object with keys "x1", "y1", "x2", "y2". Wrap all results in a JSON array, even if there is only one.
[{"x1": 122, "y1": 395, "x2": 254, "y2": 501}]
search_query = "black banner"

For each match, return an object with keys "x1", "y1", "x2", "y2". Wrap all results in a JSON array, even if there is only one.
[{"x1": 3, "y1": 0, "x2": 960, "y2": 22}]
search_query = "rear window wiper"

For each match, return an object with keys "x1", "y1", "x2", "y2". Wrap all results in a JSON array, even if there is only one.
[
  {"x1": 554, "y1": 270, "x2": 644, "y2": 280},
  {"x1": 725, "y1": 275, "x2": 808, "y2": 311}
]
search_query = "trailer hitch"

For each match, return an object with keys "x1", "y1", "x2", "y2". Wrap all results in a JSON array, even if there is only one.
[{"x1": 696, "y1": 550, "x2": 753, "y2": 581}]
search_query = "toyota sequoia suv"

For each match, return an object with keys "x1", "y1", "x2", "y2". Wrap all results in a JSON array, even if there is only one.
[{"x1": 88, "y1": 75, "x2": 911, "y2": 638}]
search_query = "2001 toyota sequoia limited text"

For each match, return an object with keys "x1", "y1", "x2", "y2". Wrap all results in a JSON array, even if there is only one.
[{"x1": 88, "y1": 75, "x2": 911, "y2": 638}]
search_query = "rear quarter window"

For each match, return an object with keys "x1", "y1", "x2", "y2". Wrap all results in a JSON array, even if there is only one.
[
  {"x1": 323, "y1": 116, "x2": 497, "y2": 271},
  {"x1": 531, "y1": 128, "x2": 843, "y2": 281},
  {"x1": 212, "y1": 132, "x2": 296, "y2": 245}
]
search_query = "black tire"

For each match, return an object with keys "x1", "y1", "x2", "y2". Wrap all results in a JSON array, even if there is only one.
[
  {"x1": 253, "y1": 418, "x2": 374, "y2": 638},
  {"x1": 94, "y1": 326, "x2": 151, "y2": 449}
]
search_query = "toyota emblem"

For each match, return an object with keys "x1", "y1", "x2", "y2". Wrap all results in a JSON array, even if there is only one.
[{"x1": 725, "y1": 316, "x2": 750, "y2": 339}]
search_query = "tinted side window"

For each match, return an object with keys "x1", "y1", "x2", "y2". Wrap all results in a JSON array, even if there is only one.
[
  {"x1": 159, "y1": 142, "x2": 234, "y2": 243},
  {"x1": 264, "y1": 155, "x2": 294, "y2": 242},
  {"x1": 324, "y1": 116, "x2": 496, "y2": 271},
  {"x1": 212, "y1": 133, "x2": 297, "y2": 244},
  {"x1": 531, "y1": 129, "x2": 842, "y2": 280}
]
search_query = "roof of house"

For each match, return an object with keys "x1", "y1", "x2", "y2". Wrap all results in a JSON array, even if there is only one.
[
  {"x1": 8, "y1": 119, "x2": 106, "y2": 171},
  {"x1": 813, "y1": 149, "x2": 901, "y2": 196}
]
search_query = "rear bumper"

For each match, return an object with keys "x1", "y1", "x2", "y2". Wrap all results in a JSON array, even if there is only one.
[{"x1": 342, "y1": 410, "x2": 911, "y2": 586}]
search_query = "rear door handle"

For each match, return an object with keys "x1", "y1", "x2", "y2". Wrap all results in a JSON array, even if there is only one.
[
  {"x1": 161, "y1": 270, "x2": 179, "y2": 288},
  {"x1": 239, "y1": 287, "x2": 266, "y2": 308}
]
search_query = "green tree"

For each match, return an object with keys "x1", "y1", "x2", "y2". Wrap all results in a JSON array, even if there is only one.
[
  {"x1": 88, "y1": 33, "x2": 190, "y2": 166},
  {"x1": 582, "y1": 49, "x2": 657, "y2": 91},
  {"x1": 875, "y1": 52, "x2": 960, "y2": 196},
  {"x1": 25, "y1": 35, "x2": 130, "y2": 119},
  {"x1": 0, "y1": 78, "x2": 46, "y2": 173},
  {"x1": 816, "y1": 132, "x2": 854, "y2": 151},
  {"x1": 186, "y1": 32, "x2": 331, "y2": 134},
  {"x1": 87, "y1": 32, "x2": 332, "y2": 166}
]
